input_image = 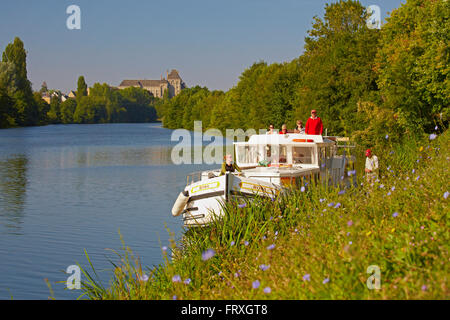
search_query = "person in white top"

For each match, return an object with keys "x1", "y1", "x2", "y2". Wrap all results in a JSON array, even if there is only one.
[{"x1": 365, "y1": 149, "x2": 379, "y2": 182}]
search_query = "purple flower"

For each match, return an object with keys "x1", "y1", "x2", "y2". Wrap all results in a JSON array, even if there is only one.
[
  {"x1": 387, "y1": 192, "x2": 391, "y2": 196},
  {"x1": 244, "y1": 241, "x2": 249, "y2": 246},
  {"x1": 172, "y1": 295, "x2": 177, "y2": 300},
  {"x1": 263, "y1": 287, "x2": 271, "y2": 294},
  {"x1": 334, "y1": 202, "x2": 341, "y2": 209},
  {"x1": 234, "y1": 272, "x2": 239, "y2": 278},
  {"x1": 349, "y1": 241, "x2": 353, "y2": 245},
  {"x1": 392, "y1": 212, "x2": 399, "y2": 218},
  {"x1": 322, "y1": 278, "x2": 330, "y2": 284},
  {"x1": 303, "y1": 274, "x2": 311, "y2": 281},
  {"x1": 391, "y1": 186, "x2": 395, "y2": 191},
  {"x1": 435, "y1": 125, "x2": 438, "y2": 131},
  {"x1": 319, "y1": 198, "x2": 326, "y2": 203},
  {"x1": 259, "y1": 264, "x2": 270, "y2": 271},
  {"x1": 379, "y1": 184, "x2": 384, "y2": 189},
  {"x1": 429, "y1": 134, "x2": 437, "y2": 140},
  {"x1": 202, "y1": 248, "x2": 216, "y2": 261},
  {"x1": 252, "y1": 280, "x2": 260, "y2": 289},
  {"x1": 327, "y1": 202, "x2": 335, "y2": 207},
  {"x1": 385, "y1": 134, "x2": 389, "y2": 139},
  {"x1": 421, "y1": 285, "x2": 427, "y2": 291},
  {"x1": 162, "y1": 246, "x2": 168, "y2": 252},
  {"x1": 444, "y1": 191, "x2": 449, "y2": 199},
  {"x1": 230, "y1": 241, "x2": 235, "y2": 246},
  {"x1": 416, "y1": 176, "x2": 420, "y2": 181},
  {"x1": 172, "y1": 275, "x2": 181, "y2": 283},
  {"x1": 238, "y1": 203, "x2": 246, "y2": 208},
  {"x1": 267, "y1": 244, "x2": 275, "y2": 250},
  {"x1": 338, "y1": 190, "x2": 345, "y2": 195},
  {"x1": 347, "y1": 220, "x2": 353, "y2": 227},
  {"x1": 301, "y1": 186, "x2": 306, "y2": 192},
  {"x1": 184, "y1": 278, "x2": 192, "y2": 285},
  {"x1": 139, "y1": 274, "x2": 149, "y2": 282}
]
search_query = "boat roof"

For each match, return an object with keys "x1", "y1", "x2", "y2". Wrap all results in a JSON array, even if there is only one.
[{"x1": 234, "y1": 133, "x2": 335, "y2": 145}]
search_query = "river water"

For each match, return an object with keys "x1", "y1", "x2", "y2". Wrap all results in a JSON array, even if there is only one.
[{"x1": 0, "y1": 123, "x2": 221, "y2": 299}]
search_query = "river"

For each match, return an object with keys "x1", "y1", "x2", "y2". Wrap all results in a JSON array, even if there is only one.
[{"x1": 0, "y1": 123, "x2": 220, "y2": 299}]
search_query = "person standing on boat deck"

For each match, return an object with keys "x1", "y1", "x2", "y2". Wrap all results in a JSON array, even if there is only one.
[
  {"x1": 365, "y1": 149, "x2": 379, "y2": 182},
  {"x1": 279, "y1": 124, "x2": 288, "y2": 134},
  {"x1": 305, "y1": 110, "x2": 323, "y2": 135},
  {"x1": 294, "y1": 120, "x2": 305, "y2": 134},
  {"x1": 266, "y1": 124, "x2": 275, "y2": 134},
  {"x1": 220, "y1": 154, "x2": 242, "y2": 176}
]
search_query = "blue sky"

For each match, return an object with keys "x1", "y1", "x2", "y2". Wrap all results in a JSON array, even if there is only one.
[{"x1": 0, "y1": 0, "x2": 405, "y2": 93}]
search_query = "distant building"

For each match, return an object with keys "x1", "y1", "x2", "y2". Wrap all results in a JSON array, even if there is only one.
[
  {"x1": 118, "y1": 69, "x2": 186, "y2": 98},
  {"x1": 68, "y1": 91, "x2": 77, "y2": 99}
]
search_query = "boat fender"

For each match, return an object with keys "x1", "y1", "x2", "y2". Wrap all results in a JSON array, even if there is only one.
[{"x1": 172, "y1": 190, "x2": 190, "y2": 217}]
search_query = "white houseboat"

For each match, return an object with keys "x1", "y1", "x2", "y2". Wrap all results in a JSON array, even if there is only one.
[{"x1": 171, "y1": 133, "x2": 355, "y2": 227}]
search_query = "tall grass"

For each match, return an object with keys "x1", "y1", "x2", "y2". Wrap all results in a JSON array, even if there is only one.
[{"x1": 78, "y1": 130, "x2": 449, "y2": 299}]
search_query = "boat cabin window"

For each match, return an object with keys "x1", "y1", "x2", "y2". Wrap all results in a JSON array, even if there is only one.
[
  {"x1": 266, "y1": 144, "x2": 287, "y2": 164},
  {"x1": 293, "y1": 146, "x2": 313, "y2": 164},
  {"x1": 237, "y1": 145, "x2": 259, "y2": 164}
]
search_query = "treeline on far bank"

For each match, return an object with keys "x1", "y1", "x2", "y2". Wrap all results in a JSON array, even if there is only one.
[
  {"x1": 0, "y1": 38, "x2": 159, "y2": 128},
  {"x1": 159, "y1": 0, "x2": 449, "y2": 149}
]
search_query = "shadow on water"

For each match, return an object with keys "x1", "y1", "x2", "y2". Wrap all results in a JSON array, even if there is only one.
[{"x1": 0, "y1": 155, "x2": 28, "y2": 235}]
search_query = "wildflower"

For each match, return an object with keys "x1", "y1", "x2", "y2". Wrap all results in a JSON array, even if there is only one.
[
  {"x1": 319, "y1": 198, "x2": 326, "y2": 203},
  {"x1": 347, "y1": 220, "x2": 353, "y2": 227},
  {"x1": 263, "y1": 287, "x2": 271, "y2": 294},
  {"x1": 327, "y1": 202, "x2": 335, "y2": 207},
  {"x1": 202, "y1": 248, "x2": 216, "y2": 261},
  {"x1": 139, "y1": 274, "x2": 149, "y2": 282},
  {"x1": 172, "y1": 275, "x2": 181, "y2": 283},
  {"x1": 338, "y1": 190, "x2": 345, "y2": 195},
  {"x1": 385, "y1": 134, "x2": 389, "y2": 139},
  {"x1": 184, "y1": 278, "x2": 192, "y2": 285},
  {"x1": 244, "y1": 241, "x2": 249, "y2": 246},
  {"x1": 301, "y1": 186, "x2": 306, "y2": 192},
  {"x1": 259, "y1": 264, "x2": 270, "y2": 271},
  {"x1": 275, "y1": 231, "x2": 278, "y2": 236},
  {"x1": 379, "y1": 184, "x2": 384, "y2": 189},
  {"x1": 234, "y1": 273, "x2": 239, "y2": 278},
  {"x1": 349, "y1": 241, "x2": 353, "y2": 245},
  {"x1": 389, "y1": 151, "x2": 394, "y2": 155},
  {"x1": 392, "y1": 212, "x2": 399, "y2": 218},
  {"x1": 391, "y1": 186, "x2": 395, "y2": 191},
  {"x1": 429, "y1": 134, "x2": 437, "y2": 140},
  {"x1": 267, "y1": 244, "x2": 275, "y2": 250},
  {"x1": 334, "y1": 202, "x2": 341, "y2": 209},
  {"x1": 346, "y1": 232, "x2": 350, "y2": 236},
  {"x1": 421, "y1": 285, "x2": 427, "y2": 291},
  {"x1": 387, "y1": 192, "x2": 391, "y2": 196},
  {"x1": 238, "y1": 203, "x2": 246, "y2": 208},
  {"x1": 323, "y1": 278, "x2": 330, "y2": 284},
  {"x1": 444, "y1": 191, "x2": 449, "y2": 199},
  {"x1": 252, "y1": 280, "x2": 260, "y2": 289},
  {"x1": 173, "y1": 295, "x2": 177, "y2": 300},
  {"x1": 162, "y1": 246, "x2": 168, "y2": 252},
  {"x1": 435, "y1": 125, "x2": 438, "y2": 131},
  {"x1": 303, "y1": 274, "x2": 311, "y2": 281},
  {"x1": 230, "y1": 241, "x2": 235, "y2": 246},
  {"x1": 341, "y1": 175, "x2": 344, "y2": 180},
  {"x1": 416, "y1": 176, "x2": 420, "y2": 181}
]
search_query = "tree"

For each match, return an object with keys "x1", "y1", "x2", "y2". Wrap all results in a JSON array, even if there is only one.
[
  {"x1": 60, "y1": 98, "x2": 77, "y2": 124},
  {"x1": 2, "y1": 37, "x2": 38, "y2": 126},
  {"x1": 76, "y1": 76, "x2": 88, "y2": 104},
  {"x1": 375, "y1": 0, "x2": 450, "y2": 132}
]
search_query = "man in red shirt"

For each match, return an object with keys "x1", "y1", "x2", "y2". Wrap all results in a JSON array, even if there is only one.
[{"x1": 305, "y1": 109, "x2": 323, "y2": 135}]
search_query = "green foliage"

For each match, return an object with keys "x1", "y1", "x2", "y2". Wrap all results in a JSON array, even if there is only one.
[{"x1": 375, "y1": 0, "x2": 450, "y2": 132}]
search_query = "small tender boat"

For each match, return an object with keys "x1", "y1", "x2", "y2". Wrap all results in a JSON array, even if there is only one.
[{"x1": 171, "y1": 133, "x2": 356, "y2": 227}]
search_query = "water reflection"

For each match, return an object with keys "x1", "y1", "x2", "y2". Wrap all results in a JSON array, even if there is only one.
[{"x1": 0, "y1": 155, "x2": 28, "y2": 234}]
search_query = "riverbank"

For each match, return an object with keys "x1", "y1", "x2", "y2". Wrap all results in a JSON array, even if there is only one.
[{"x1": 78, "y1": 129, "x2": 449, "y2": 300}]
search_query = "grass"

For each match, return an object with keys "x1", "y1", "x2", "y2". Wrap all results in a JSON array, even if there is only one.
[{"x1": 78, "y1": 129, "x2": 449, "y2": 300}]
